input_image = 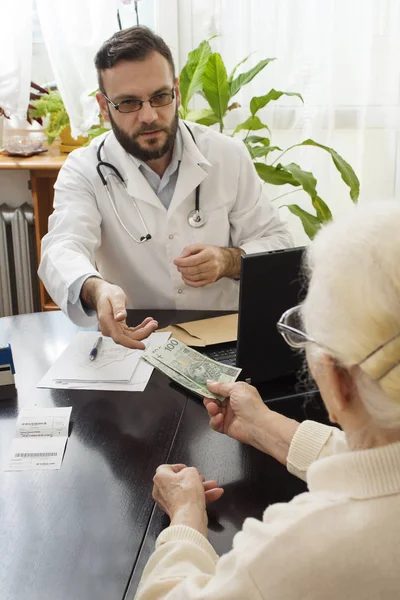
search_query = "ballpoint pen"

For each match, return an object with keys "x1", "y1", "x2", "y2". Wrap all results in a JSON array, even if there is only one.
[{"x1": 89, "y1": 336, "x2": 103, "y2": 361}]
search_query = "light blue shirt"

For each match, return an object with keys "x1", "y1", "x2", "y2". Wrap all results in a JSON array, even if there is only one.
[{"x1": 130, "y1": 128, "x2": 183, "y2": 210}]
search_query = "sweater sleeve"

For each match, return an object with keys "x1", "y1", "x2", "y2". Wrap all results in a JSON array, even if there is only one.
[
  {"x1": 287, "y1": 420, "x2": 348, "y2": 481},
  {"x1": 135, "y1": 525, "x2": 263, "y2": 600},
  {"x1": 135, "y1": 487, "x2": 331, "y2": 600}
]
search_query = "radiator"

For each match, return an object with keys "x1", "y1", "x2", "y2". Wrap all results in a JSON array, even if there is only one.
[{"x1": 0, "y1": 203, "x2": 40, "y2": 317}]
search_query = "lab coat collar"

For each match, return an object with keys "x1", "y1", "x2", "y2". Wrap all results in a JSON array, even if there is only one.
[
  {"x1": 167, "y1": 121, "x2": 212, "y2": 217},
  {"x1": 179, "y1": 120, "x2": 212, "y2": 167}
]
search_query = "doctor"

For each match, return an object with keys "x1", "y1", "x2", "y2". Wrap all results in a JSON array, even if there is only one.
[{"x1": 39, "y1": 26, "x2": 293, "y2": 349}]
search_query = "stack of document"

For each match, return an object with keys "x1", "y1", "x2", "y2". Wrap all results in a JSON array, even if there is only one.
[{"x1": 37, "y1": 331, "x2": 171, "y2": 391}]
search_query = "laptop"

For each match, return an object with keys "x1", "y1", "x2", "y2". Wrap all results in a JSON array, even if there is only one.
[{"x1": 205, "y1": 247, "x2": 306, "y2": 387}]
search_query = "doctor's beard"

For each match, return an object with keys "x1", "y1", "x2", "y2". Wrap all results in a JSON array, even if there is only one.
[{"x1": 108, "y1": 107, "x2": 179, "y2": 162}]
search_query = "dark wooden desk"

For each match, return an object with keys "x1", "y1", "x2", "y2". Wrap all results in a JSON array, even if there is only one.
[
  {"x1": 0, "y1": 310, "x2": 188, "y2": 600},
  {"x1": 0, "y1": 310, "x2": 323, "y2": 600}
]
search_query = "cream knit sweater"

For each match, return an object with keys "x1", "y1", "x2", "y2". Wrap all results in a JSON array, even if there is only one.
[{"x1": 135, "y1": 421, "x2": 400, "y2": 599}]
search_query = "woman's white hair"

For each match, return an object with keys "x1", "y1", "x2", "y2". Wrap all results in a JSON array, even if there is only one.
[{"x1": 302, "y1": 200, "x2": 400, "y2": 429}]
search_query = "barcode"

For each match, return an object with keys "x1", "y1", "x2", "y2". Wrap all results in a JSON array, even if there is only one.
[
  {"x1": 14, "y1": 452, "x2": 57, "y2": 458},
  {"x1": 24, "y1": 422, "x2": 46, "y2": 426}
]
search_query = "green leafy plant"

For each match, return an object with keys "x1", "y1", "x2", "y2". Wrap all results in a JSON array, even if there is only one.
[
  {"x1": 29, "y1": 90, "x2": 70, "y2": 144},
  {"x1": 29, "y1": 89, "x2": 108, "y2": 145},
  {"x1": 179, "y1": 40, "x2": 360, "y2": 239}
]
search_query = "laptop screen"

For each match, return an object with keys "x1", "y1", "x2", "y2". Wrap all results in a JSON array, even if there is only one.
[{"x1": 236, "y1": 247, "x2": 306, "y2": 384}]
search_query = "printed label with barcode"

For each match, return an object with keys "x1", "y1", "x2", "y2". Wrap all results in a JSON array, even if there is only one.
[
  {"x1": 6, "y1": 406, "x2": 72, "y2": 471},
  {"x1": 15, "y1": 452, "x2": 58, "y2": 458}
]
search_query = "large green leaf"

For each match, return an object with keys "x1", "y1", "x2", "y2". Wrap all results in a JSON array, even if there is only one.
[
  {"x1": 284, "y1": 162, "x2": 317, "y2": 197},
  {"x1": 179, "y1": 40, "x2": 213, "y2": 115},
  {"x1": 312, "y1": 196, "x2": 333, "y2": 222},
  {"x1": 185, "y1": 109, "x2": 220, "y2": 126},
  {"x1": 245, "y1": 135, "x2": 270, "y2": 146},
  {"x1": 246, "y1": 145, "x2": 282, "y2": 159},
  {"x1": 250, "y1": 89, "x2": 304, "y2": 116},
  {"x1": 284, "y1": 204, "x2": 321, "y2": 239},
  {"x1": 228, "y1": 53, "x2": 253, "y2": 82},
  {"x1": 230, "y1": 58, "x2": 276, "y2": 98},
  {"x1": 284, "y1": 162, "x2": 332, "y2": 222},
  {"x1": 255, "y1": 163, "x2": 301, "y2": 186},
  {"x1": 233, "y1": 115, "x2": 270, "y2": 136},
  {"x1": 297, "y1": 139, "x2": 360, "y2": 202},
  {"x1": 202, "y1": 53, "x2": 231, "y2": 124}
]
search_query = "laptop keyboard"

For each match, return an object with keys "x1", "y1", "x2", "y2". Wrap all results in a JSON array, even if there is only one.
[{"x1": 206, "y1": 347, "x2": 237, "y2": 366}]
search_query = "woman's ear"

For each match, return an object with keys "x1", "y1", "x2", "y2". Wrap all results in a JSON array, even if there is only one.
[{"x1": 309, "y1": 352, "x2": 353, "y2": 424}]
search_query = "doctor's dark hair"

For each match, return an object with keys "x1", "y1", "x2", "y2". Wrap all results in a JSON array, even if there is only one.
[{"x1": 94, "y1": 26, "x2": 176, "y2": 93}]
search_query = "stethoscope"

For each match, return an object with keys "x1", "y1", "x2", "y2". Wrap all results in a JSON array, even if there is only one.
[{"x1": 96, "y1": 123, "x2": 206, "y2": 244}]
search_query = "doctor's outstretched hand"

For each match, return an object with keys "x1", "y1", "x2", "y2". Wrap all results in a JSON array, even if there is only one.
[
  {"x1": 81, "y1": 277, "x2": 158, "y2": 349},
  {"x1": 174, "y1": 244, "x2": 244, "y2": 287}
]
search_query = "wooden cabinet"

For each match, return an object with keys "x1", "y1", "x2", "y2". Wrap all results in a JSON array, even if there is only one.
[{"x1": 0, "y1": 145, "x2": 66, "y2": 311}]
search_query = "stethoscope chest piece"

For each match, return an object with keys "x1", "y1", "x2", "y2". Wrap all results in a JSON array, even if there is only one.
[{"x1": 188, "y1": 208, "x2": 206, "y2": 228}]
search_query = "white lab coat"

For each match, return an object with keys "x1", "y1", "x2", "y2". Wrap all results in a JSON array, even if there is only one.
[{"x1": 39, "y1": 121, "x2": 293, "y2": 327}]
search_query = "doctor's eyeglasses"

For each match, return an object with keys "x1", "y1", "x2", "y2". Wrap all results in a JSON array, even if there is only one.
[
  {"x1": 103, "y1": 89, "x2": 175, "y2": 114},
  {"x1": 277, "y1": 304, "x2": 400, "y2": 382}
]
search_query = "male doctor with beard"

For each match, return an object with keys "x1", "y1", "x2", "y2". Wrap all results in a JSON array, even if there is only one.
[{"x1": 39, "y1": 26, "x2": 293, "y2": 349}]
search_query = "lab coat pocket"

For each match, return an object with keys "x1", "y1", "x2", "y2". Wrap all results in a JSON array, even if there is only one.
[{"x1": 190, "y1": 205, "x2": 230, "y2": 246}]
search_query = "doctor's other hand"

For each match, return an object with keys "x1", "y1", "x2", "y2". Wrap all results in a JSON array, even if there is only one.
[
  {"x1": 174, "y1": 244, "x2": 244, "y2": 287},
  {"x1": 81, "y1": 277, "x2": 158, "y2": 349},
  {"x1": 204, "y1": 381, "x2": 300, "y2": 466},
  {"x1": 152, "y1": 463, "x2": 224, "y2": 537}
]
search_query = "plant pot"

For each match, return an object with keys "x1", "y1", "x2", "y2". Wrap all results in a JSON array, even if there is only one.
[{"x1": 59, "y1": 125, "x2": 86, "y2": 153}]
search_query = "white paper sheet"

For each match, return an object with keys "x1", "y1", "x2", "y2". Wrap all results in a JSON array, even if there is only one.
[
  {"x1": 40, "y1": 332, "x2": 141, "y2": 383},
  {"x1": 5, "y1": 407, "x2": 72, "y2": 471},
  {"x1": 37, "y1": 332, "x2": 171, "y2": 392}
]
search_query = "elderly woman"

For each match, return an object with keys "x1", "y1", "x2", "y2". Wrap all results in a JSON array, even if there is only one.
[{"x1": 136, "y1": 202, "x2": 400, "y2": 599}]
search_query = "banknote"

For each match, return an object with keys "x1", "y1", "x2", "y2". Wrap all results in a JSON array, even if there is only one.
[
  {"x1": 142, "y1": 338, "x2": 241, "y2": 400},
  {"x1": 142, "y1": 351, "x2": 215, "y2": 399}
]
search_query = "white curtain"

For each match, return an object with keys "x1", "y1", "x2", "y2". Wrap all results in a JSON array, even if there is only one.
[
  {"x1": 0, "y1": 0, "x2": 33, "y2": 119},
  {"x1": 179, "y1": 0, "x2": 400, "y2": 244},
  {"x1": 36, "y1": 0, "x2": 120, "y2": 137}
]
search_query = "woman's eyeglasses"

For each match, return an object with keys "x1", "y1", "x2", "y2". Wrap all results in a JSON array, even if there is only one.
[
  {"x1": 277, "y1": 305, "x2": 319, "y2": 349},
  {"x1": 277, "y1": 304, "x2": 400, "y2": 381}
]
